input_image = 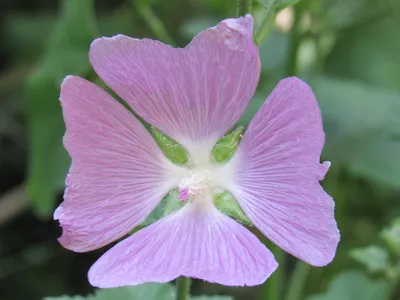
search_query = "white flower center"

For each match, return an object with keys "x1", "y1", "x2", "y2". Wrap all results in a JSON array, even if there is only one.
[
  {"x1": 167, "y1": 141, "x2": 236, "y2": 210},
  {"x1": 178, "y1": 169, "x2": 212, "y2": 203}
]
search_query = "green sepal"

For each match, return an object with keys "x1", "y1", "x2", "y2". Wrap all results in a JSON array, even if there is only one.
[
  {"x1": 129, "y1": 190, "x2": 183, "y2": 235},
  {"x1": 214, "y1": 189, "x2": 252, "y2": 226},
  {"x1": 131, "y1": 189, "x2": 252, "y2": 234},
  {"x1": 150, "y1": 126, "x2": 189, "y2": 165},
  {"x1": 141, "y1": 201, "x2": 166, "y2": 227},
  {"x1": 163, "y1": 189, "x2": 184, "y2": 216},
  {"x1": 129, "y1": 200, "x2": 166, "y2": 235},
  {"x1": 212, "y1": 126, "x2": 244, "y2": 163}
]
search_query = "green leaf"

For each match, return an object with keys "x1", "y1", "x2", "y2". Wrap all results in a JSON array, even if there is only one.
[
  {"x1": 151, "y1": 127, "x2": 189, "y2": 165},
  {"x1": 311, "y1": 76, "x2": 400, "y2": 188},
  {"x1": 134, "y1": 0, "x2": 162, "y2": 7},
  {"x1": 308, "y1": 270, "x2": 389, "y2": 300},
  {"x1": 180, "y1": 18, "x2": 218, "y2": 39},
  {"x1": 45, "y1": 283, "x2": 176, "y2": 300},
  {"x1": 27, "y1": 0, "x2": 98, "y2": 216},
  {"x1": 212, "y1": 126, "x2": 244, "y2": 163},
  {"x1": 259, "y1": 30, "x2": 289, "y2": 73},
  {"x1": 381, "y1": 218, "x2": 400, "y2": 256},
  {"x1": 44, "y1": 283, "x2": 233, "y2": 300},
  {"x1": 214, "y1": 190, "x2": 252, "y2": 226},
  {"x1": 191, "y1": 296, "x2": 233, "y2": 300},
  {"x1": 326, "y1": 17, "x2": 400, "y2": 92},
  {"x1": 203, "y1": 0, "x2": 237, "y2": 16},
  {"x1": 350, "y1": 245, "x2": 389, "y2": 273},
  {"x1": 4, "y1": 13, "x2": 55, "y2": 61},
  {"x1": 323, "y1": 0, "x2": 372, "y2": 29}
]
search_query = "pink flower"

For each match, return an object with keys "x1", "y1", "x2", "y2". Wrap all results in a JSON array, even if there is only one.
[{"x1": 55, "y1": 15, "x2": 339, "y2": 288}]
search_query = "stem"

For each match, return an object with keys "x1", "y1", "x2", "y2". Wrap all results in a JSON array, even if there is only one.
[
  {"x1": 176, "y1": 277, "x2": 191, "y2": 300},
  {"x1": 388, "y1": 265, "x2": 400, "y2": 300},
  {"x1": 389, "y1": 281, "x2": 399, "y2": 300},
  {"x1": 133, "y1": 2, "x2": 174, "y2": 45},
  {"x1": 237, "y1": 0, "x2": 252, "y2": 17},
  {"x1": 284, "y1": 262, "x2": 311, "y2": 300},
  {"x1": 253, "y1": 1, "x2": 277, "y2": 46},
  {"x1": 261, "y1": 243, "x2": 285, "y2": 300}
]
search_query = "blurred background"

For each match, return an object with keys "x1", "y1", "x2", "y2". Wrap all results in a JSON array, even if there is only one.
[{"x1": 0, "y1": 0, "x2": 400, "y2": 299}]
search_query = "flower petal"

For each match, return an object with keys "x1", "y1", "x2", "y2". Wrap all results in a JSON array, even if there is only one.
[
  {"x1": 225, "y1": 77, "x2": 340, "y2": 266},
  {"x1": 89, "y1": 15, "x2": 260, "y2": 162},
  {"x1": 88, "y1": 204, "x2": 278, "y2": 287},
  {"x1": 55, "y1": 76, "x2": 186, "y2": 252}
]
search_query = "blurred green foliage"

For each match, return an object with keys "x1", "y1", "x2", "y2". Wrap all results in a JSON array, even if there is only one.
[
  {"x1": 45, "y1": 283, "x2": 232, "y2": 300},
  {"x1": 350, "y1": 245, "x2": 389, "y2": 273},
  {"x1": 308, "y1": 270, "x2": 389, "y2": 300},
  {"x1": 27, "y1": 0, "x2": 98, "y2": 216},
  {"x1": 45, "y1": 283, "x2": 176, "y2": 300},
  {"x1": 0, "y1": 0, "x2": 400, "y2": 299}
]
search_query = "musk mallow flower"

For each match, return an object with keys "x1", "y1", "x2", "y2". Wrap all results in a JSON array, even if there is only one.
[{"x1": 55, "y1": 14, "x2": 340, "y2": 288}]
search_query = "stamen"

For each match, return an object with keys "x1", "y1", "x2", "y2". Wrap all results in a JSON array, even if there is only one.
[
  {"x1": 178, "y1": 170, "x2": 211, "y2": 203},
  {"x1": 178, "y1": 188, "x2": 189, "y2": 202}
]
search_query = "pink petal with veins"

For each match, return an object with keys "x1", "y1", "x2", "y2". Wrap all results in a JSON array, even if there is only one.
[
  {"x1": 226, "y1": 77, "x2": 340, "y2": 266},
  {"x1": 89, "y1": 204, "x2": 278, "y2": 287},
  {"x1": 89, "y1": 15, "x2": 260, "y2": 156},
  {"x1": 55, "y1": 76, "x2": 185, "y2": 252}
]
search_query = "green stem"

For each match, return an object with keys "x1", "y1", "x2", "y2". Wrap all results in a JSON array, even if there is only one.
[
  {"x1": 133, "y1": 2, "x2": 174, "y2": 45},
  {"x1": 261, "y1": 243, "x2": 285, "y2": 300},
  {"x1": 237, "y1": 0, "x2": 253, "y2": 17},
  {"x1": 176, "y1": 277, "x2": 191, "y2": 300},
  {"x1": 284, "y1": 262, "x2": 311, "y2": 300},
  {"x1": 253, "y1": 1, "x2": 277, "y2": 46},
  {"x1": 388, "y1": 265, "x2": 400, "y2": 300}
]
